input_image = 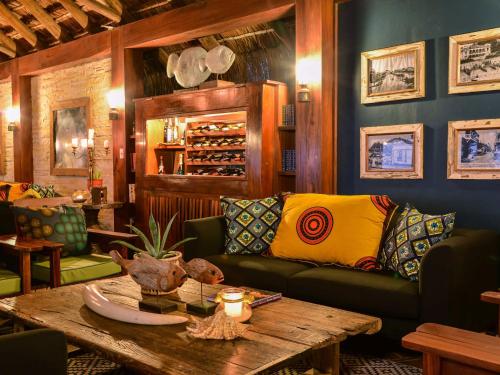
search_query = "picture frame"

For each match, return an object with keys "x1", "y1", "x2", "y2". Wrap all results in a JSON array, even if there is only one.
[
  {"x1": 447, "y1": 119, "x2": 500, "y2": 180},
  {"x1": 449, "y1": 27, "x2": 500, "y2": 94},
  {"x1": 360, "y1": 124, "x2": 424, "y2": 179},
  {"x1": 361, "y1": 41, "x2": 426, "y2": 104},
  {"x1": 50, "y1": 97, "x2": 90, "y2": 177}
]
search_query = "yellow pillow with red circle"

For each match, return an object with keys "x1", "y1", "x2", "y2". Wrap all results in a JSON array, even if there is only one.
[{"x1": 270, "y1": 194, "x2": 397, "y2": 270}]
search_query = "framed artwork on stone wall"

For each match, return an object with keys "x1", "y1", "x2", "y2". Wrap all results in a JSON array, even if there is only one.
[
  {"x1": 50, "y1": 97, "x2": 90, "y2": 177},
  {"x1": 361, "y1": 41, "x2": 426, "y2": 104},
  {"x1": 449, "y1": 27, "x2": 500, "y2": 94},
  {"x1": 360, "y1": 124, "x2": 424, "y2": 179},
  {"x1": 448, "y1": 119, "x2": 500, "y2": 180}
]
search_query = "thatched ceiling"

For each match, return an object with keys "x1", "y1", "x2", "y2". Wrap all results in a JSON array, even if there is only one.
[{"x1": 0, "y1": 0, "x2": 197, "y2": 57}]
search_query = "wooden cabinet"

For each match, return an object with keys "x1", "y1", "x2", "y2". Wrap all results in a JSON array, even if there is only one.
[{"x1": 134, "y1": 82, "x2": 287, "y2": 238}]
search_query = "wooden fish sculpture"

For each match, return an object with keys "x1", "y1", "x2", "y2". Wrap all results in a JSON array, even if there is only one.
[
  {"x1": 180, "y1": 258, "x2": 224, "y2": 285},
  {"x1": 110, "y1": 250, "x2": 187, "y2": 293}
]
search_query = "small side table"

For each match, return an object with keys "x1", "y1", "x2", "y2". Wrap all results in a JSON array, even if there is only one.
[
  {"x1": 0, "y1": 235, "x2": 63, "y2": 293},
  {"x1": 82, "y1": 202, "x2": 124, "y2": 229}
]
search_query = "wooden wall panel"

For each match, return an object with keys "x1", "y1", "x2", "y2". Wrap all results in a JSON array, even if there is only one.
[{"x1": 146, "y1": 193, "x2": 223, "y2": 244}]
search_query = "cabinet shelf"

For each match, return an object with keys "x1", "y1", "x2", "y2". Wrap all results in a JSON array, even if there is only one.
[
  {"x1": 278, "y1": 126, "x2": 296, "y2": 132},
  {"x1": 155, "y1": 145, "x2": 186, "y2": 151},
  {"x1": 186, "y1": 145, "x2": 246, "y2": 151},
  {"x1": 186, "y1": 160, "x2": 245, "y2": 166},
  {"x1": 187, "y1": 129, "x2": 246, "y2": 137}
]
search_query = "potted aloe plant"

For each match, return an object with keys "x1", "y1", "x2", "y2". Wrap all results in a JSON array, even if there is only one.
[{"x1": 112, "y1": 212, "x2": 196, "y2": 261}]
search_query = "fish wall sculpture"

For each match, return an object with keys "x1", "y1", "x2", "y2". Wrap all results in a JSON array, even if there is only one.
[
  {"x1": 167, "y1": 45, "x2": 236, "y2": 88},
  {"x1": 180, "y1": 258, "x2": 224, "y2": 285}
]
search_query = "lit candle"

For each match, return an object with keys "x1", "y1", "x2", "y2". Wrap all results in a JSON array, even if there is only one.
[
  {"x1": 71, "y1": 137, "x2": 79, "y2": 148},
  {"x1": 88, "y1": 128, "x2": 95, "y2": 140},
  {"x1": 221, "y1": 288, "x2": 244, "y2": 318},
  {"x1": 103, "y1": 139, "x2": 110, "y2": 149},
  {"x1": 87, "y1": 138, "x2": 94, "y2": 149}
]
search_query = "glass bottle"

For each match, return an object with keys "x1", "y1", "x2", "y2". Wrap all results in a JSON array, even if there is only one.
[
  {"x1": 158, "y1": 156, "x2": 165, "y2": 175},
  {"x1": 164, "y1": 118, "x2": 174, "y2": 144},
  {"x1": 177, "y1": 153, "x2": 185, "y2": 175},
  {"x1": 173, "y1": 117, "x2": 179, "y2": 143}
]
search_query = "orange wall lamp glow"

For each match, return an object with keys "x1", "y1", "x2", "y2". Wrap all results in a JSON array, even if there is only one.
[
  {"x1": 5, "y1": 106, "x2": 20, "y2": 131},
  {"x1": 296, "y1": 56, "x2": 321, "y2": 102},
  {"x1": 106, "y1": 88, "x2": 125, "y2": 120}
]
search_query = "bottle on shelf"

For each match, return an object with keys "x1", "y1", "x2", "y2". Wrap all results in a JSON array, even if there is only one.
[
  {"x1": 177, "y1": 153, "x2": 185, "y2": 175},
  {"x1": 158, "y1": 156, "x2": 165, "y2": 175},
  {"x1": 164, "y1": 118, "x2": 174, "y2": 144},
  {"x1": 173, "y1": 117, "x2": 179, "y2": 143}
]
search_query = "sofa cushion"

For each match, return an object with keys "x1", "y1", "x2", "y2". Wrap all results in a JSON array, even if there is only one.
[
  {"x1": 205, "y1": 254, "x2": 312, "y2": 293},
  {"x1": 271, "y1": 194, "x2": 396, "y2": 270},
  {"x1": 379, "y1": 204, "x2": 455, "y2": 281},
  {"x1": 0, "y1": 268, "x2": 21, "y2": 296},
  {"x1": 287, "y1": 266, "x2": 419, "y2": 319},
  {"x1": 32, "y1": 254, "x2": 121, "y2": 285},
  {"x1": 220, "y1": 196, "x2": 284, "y2": 255}
]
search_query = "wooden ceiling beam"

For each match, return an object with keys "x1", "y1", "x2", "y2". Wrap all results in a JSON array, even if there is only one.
[
  {"x1": 0, "y1": 44, "x2": 15, "y2": 58},
  {"x1": 0, "y1": 30, "x2": 16, "y2": 54},
  {"x1": 0, "y1": 2, "x2": 38, "y2": 47},
  {"x1": 59, "y1": 0, "x2": 89, "y2": 29},
  {"x1": 18, "y1": 0, "x2": 65, "y2": 41},
  {"x1": 77, "y1": 0, "x2": 121, "y2": 23},
  {"x1": 122, "y1": 0, "x2": 294, "y2": 48},
  {"x1": 105, "y1": 0, "x2": 123, "y2": 15}
]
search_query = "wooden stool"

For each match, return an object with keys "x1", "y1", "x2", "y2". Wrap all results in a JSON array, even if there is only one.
[{"x1": 402, "y1": 323, "x2": 500, "y2": 375}]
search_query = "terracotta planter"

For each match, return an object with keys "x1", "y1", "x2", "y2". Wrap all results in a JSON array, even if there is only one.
[
  {"x1": 136, "y1": 251, "x2": 183, "y2": 296},
  {"x1": 88, "y1": 179, "x2": 103, "y2": 188}
]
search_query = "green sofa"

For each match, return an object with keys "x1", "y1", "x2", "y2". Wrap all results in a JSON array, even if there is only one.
[{"x1": 184, "y1": 216, "x2": 500, "y2": 339}]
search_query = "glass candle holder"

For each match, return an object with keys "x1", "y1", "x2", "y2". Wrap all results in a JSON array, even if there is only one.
[{"x1": 220, "y1": 288, "x2": 245, "y2": 318}]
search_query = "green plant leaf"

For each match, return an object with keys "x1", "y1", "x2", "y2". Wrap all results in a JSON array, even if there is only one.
[
  {"x1": 159, "y1": 212, "x2": 178, "y2": 254},
  {"x1": 166, "y1": 237, "x2": 197, "y2": 253},
  {"x1": 148, "y1": 213, "x2": 159, "y2": 257},
  {"x1": 110, "y1": 240, "x2": 145, "y2": 254},
  {"x1": 128, "y1": 225, "x2": 155, "y2": 255}
]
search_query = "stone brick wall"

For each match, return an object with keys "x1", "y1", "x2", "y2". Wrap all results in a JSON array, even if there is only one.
[
  {"x1": 31, "y1": 58, "x2": 114, "y2": 228},
  {"x1": 0, "y1": 82, "x2": 13, "y2": 181}
]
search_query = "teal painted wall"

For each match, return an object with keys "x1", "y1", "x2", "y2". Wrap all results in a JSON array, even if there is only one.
[{"x1": 338, "y1": 0, "x2": 500, "y2": 230}]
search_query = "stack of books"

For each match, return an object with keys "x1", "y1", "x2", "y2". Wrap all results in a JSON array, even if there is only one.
[
  {"x1": 282, "y1": 149, "x2": 296, "y2": 172},
  {"x1": 281, "y1": 104, "x2": 295, "y2": 127}
]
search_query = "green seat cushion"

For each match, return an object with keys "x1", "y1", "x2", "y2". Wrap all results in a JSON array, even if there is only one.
[
  {"x1": 0, "y1": 268, "x2": 21, "y2": 296},
  {"x1": 32, "y1": 254, "x2": 121, "y2": 285},
  {"x1": 205, "y1": 254, "x2": 312, "y2": 293},
  {"x1": 287, "y1": 266, "x2": 419, "y2": 319}
]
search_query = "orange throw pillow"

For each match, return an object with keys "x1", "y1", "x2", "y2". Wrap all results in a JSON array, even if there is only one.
[{"x1": 270, "y1": 194, "x2": 396, "y2": 270}]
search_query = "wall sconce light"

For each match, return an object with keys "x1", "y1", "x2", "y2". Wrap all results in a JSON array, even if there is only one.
[
  {"x1": 106, "y1": 88, "x2": 125, "y2": 120},
  {"x1": 296, "y1": 57, "x2": 321, "y2": 103},
  {"x1": 5, "y1": 106, "x2": 20, "y2": 131}
]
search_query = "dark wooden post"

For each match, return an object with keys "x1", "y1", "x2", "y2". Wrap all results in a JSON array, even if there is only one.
[
  {"x1": 111, "y1": 29, "x2": 144, "y2": 231},
  {"x1": 295, "y1": 0, "x2": 337, "y2": 194},
  {"x1": 11, "y1": 60, "x2": 33, "y2": 183}
]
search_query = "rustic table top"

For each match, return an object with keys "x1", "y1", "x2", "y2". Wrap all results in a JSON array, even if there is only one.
[
  {"x1": 0, "y1": 235, "x2": 64, "y2": 252},
  {"x1": 0, "y1": 276, "x2": 381, "y2": 375},
  {"x1": 81, "y1": 202, "x2": 124, "y2": 210}
]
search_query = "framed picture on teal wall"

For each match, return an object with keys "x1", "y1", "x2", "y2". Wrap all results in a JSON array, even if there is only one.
[
  {"x1": 360, "y1": 124, "x2": 424, "y2": 179},
  {"x1": 361, "y1": 42, "x2": 426, "y2": 104},
  {"x1": 449, "y1": 27, "x2": 500, "y2": 94},
  {"x1": 448, "y1": 119, "x2": 500, "y2": 179}
]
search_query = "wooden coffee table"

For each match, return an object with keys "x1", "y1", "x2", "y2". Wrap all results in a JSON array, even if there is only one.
[{"x1": 0, "y1": 276, "x2": 381, "y2": 374}]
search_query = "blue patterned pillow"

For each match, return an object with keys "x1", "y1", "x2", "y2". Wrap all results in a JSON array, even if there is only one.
[
  {"x1": 378, "y1": 204, "x2": 455, "y2": 281},
  {"x1": 220, "y1": 196, "x2": 284, "y2": 255}
]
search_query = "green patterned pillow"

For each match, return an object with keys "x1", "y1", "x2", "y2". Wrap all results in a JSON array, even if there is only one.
[
  {"x1": 220, "y1": 196, "x2": 284, "y2": 255},
  {"x1": 11, "y1": 205, "x2": 88, "y2": 256},
  {"x1": 28, "y1": 183, "x2": 56, "y2": 198},
  {"x1": 378, "y1": 204, "x2": 455, "y2": 281}
]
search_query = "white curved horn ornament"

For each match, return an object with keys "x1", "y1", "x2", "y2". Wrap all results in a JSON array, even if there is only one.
[{"x1": 83, "y1": 284, "x2": 188, "y2": 325}]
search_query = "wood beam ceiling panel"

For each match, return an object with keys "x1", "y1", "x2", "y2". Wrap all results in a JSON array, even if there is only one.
[
  {"x1": 59, "y1": 0, "x2": 89, "y2": 29},
  {"x1": 122, "y1": 0, "x2": 294, "y2": 48},
  {"x1": 18, "y1": 0, "x2": 63, "y2": 41},
  {"x1": 0, "y1": 30, "x2": 17, "y2": 54},
  {"x1": 0, "y1": 2, "x2": 37, "y2": 47},
  {"x1": 77, "y1": 0, "x2": 121, "y2": 23}
]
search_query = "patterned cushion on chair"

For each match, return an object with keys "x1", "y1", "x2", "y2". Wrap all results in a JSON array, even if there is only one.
[
  {"x1": 11, "y1": 205, "x2": 89, "y2": 257},
  {"x1": 28, "y1": 183, "x2": 56, "y2": 198},
  {"x1": 220, "y1": 196, "x2": 284, "y2": 255},
  {"x1": 0, "y1": 184, "x2": 11, "y2": 201},
  {"x1": 378, "y1": 204, "x2": 455, "y2": 281}
]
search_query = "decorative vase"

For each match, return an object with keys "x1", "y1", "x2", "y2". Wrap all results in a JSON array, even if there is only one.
[
  {"x1": 137, "y1": 251, "x2": 183, "y2": 296},
  {"x1": 87, "y1": 179, "x2": 104, "y2": 189},
  {"x1": 71, "y1": 190, "x2": 91, "y2": 203}
]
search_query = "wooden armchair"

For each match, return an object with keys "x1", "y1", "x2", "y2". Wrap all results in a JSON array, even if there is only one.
[
  {"x1": 402, "y1": 291, "x2": 500, "y2": 375},
  {"x1": 31, "y1": 228, "x2": 138, "y2": 287}
]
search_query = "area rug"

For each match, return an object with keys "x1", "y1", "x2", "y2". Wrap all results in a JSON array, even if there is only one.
[{"x1": 67, "y1": 351, "x2": 422, "y2": 375}]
